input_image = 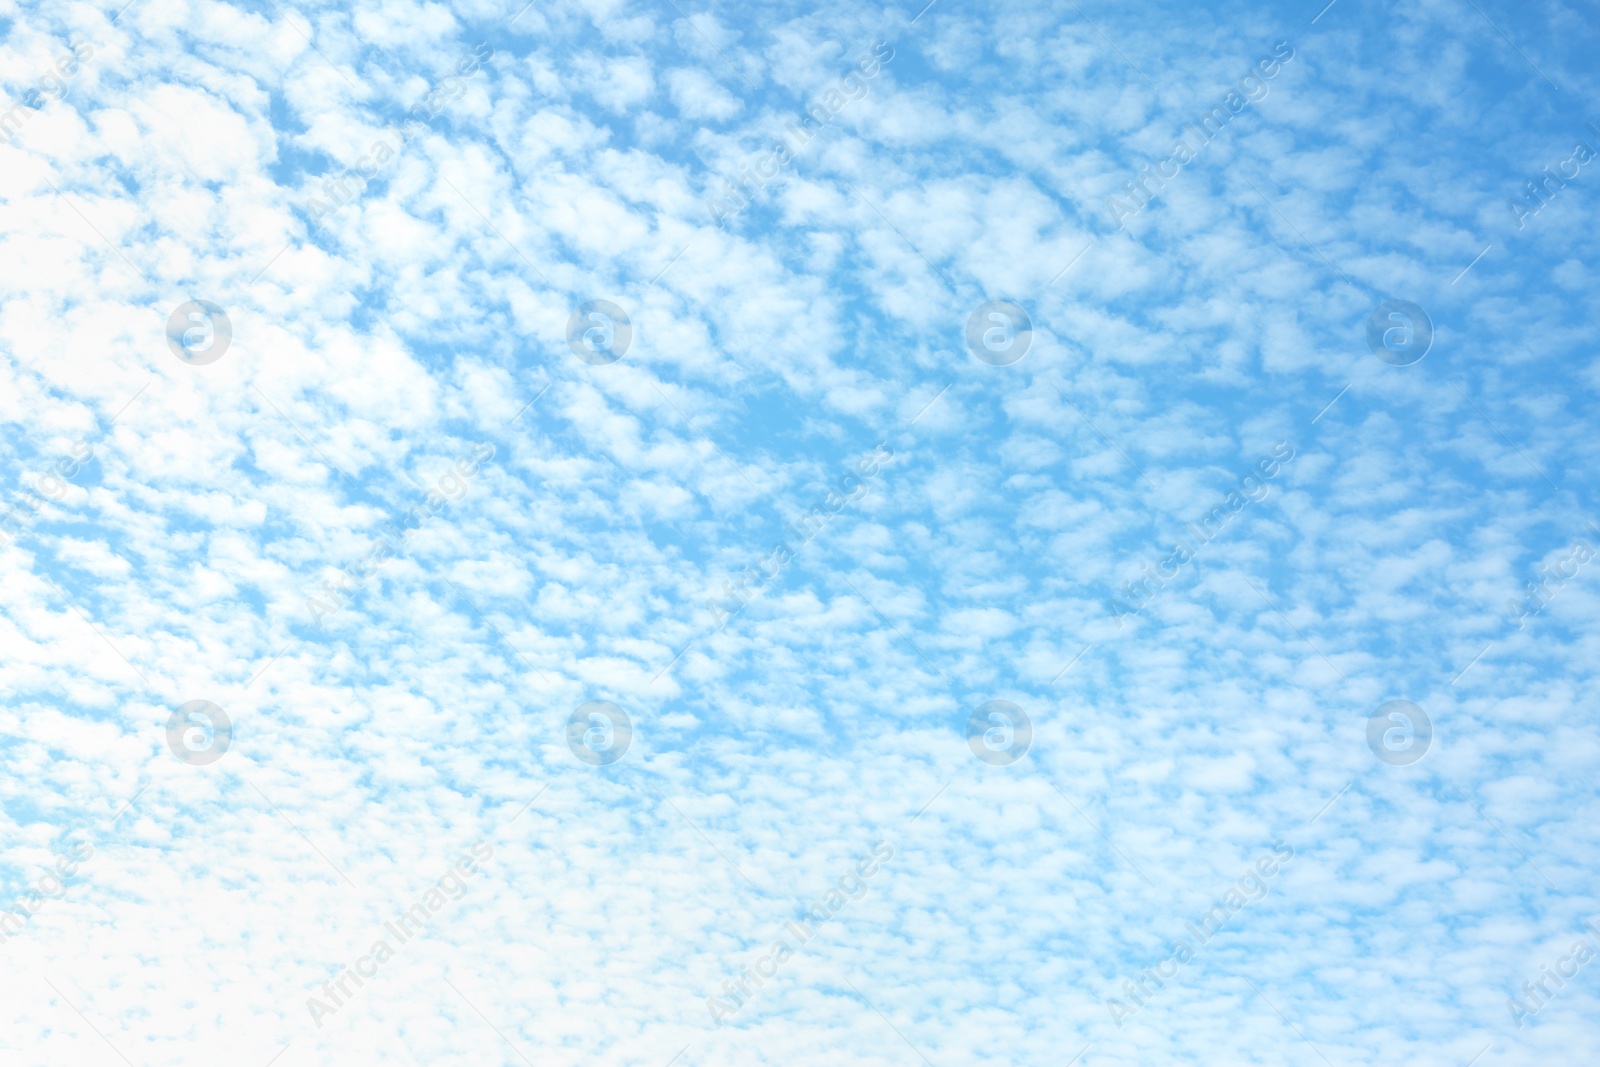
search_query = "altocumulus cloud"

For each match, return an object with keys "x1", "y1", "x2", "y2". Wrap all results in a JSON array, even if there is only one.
[{"x1": 0, "y1": 0, "x2": 1597, "y2": 1064}]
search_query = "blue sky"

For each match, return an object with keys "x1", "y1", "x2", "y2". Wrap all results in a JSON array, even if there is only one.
[{"x1": 2, "y1": 0, "x2": 1598, "y2": 1063}]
